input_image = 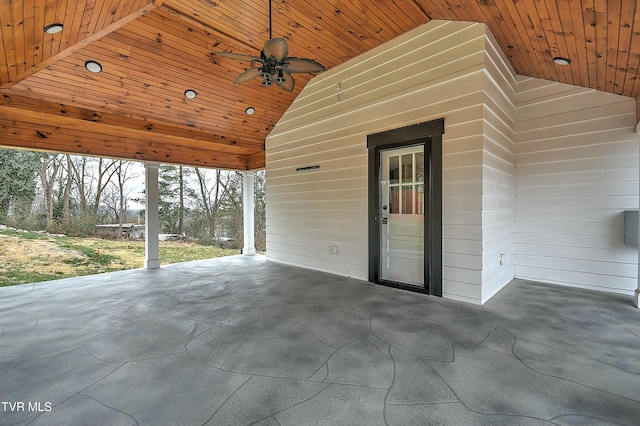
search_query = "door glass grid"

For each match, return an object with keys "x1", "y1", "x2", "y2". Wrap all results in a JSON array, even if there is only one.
[
  {"x1": 388, "y1": 152, "x2": 424, "y2": 215},
  {"x1": 379, "y1": 145, "x2": 425, "y2": 287}
]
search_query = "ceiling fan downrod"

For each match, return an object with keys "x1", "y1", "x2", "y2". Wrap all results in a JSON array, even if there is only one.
[{"x1": 268, "y1": 0, "x2": 273, "y2": 40}]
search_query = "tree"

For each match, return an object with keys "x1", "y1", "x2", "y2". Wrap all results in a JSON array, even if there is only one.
[
  {"x1": 68, "y1": 156, "x2": 118, "y2": 224},
  {"x1": 39, "y1": 154, "x2": 62, "y2": 227},
  {"x1": 0, "y1": 149, "x2": 42, "y2": 224},
  {"x1": 0, "y1": 149, "x2": 261, "y2": 246},
  {"x1": 113, "y1": 160, "x2": 140, "y2": 232},
  {"x1": 188, "y1": 168, "x2": 243, "y2": 245},
  {"x1": 158, "y1": 165, "x2": 187, "y2": 234},
  {"x1": 62, "y1": 155, "x2": 74, "y2": 225},
  {"x1": 254, "y1": 170, "x2": 266, "y2": 251}
]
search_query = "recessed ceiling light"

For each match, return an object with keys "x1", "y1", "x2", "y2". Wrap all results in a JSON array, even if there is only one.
[
  {"x1": 184, "y1": 89, "x2": 197, "y2": 99},
  {"x1": 553, "y1": 57, "x2": 571, "y2": 66},
  {"x1": 245, "y1": 106, "x2": 255, "y2": 115},
  {"x1": 44, "y1": 23, "x2": 64, "y2": 34},
  {"x1": 84, "y1": 60, "x2": 102, "y2": 73}
]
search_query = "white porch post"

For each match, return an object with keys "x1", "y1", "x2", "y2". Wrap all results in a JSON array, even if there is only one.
[
  {"x1": 242, "y1": 171, "x2": 256, "y2": 256},
  {"x1": 636, "y1": 126, "x2": 640, "y2": 307},
  {"x1": 145, "y1": 162, "x2": 161, "y2": 269}
]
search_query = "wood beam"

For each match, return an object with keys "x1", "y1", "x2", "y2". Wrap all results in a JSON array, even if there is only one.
[
  {"x1": 0, "y1": 119, "x2": 251, "y2": 170},
  {"x1": 160, "y1": 4, "x2": 259, "y2": 53},
  {"x1": 247, "y1": 151, "x2": 266, "y2": 170},
  {"x1": 0, "y1": 116, "x2": 250, "y2": 169},
  {"x1": 0, "y1": 93, "x2": 263, "y2": 153},
  {"x1": 0, "y1": 96, "x2": 259, "y2": 169}
]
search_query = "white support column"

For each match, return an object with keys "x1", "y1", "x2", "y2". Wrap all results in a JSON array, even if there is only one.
[
  {"x1": 145, "y1": 162, "x2": 161, "y2": 269},
  {"x1": 242, "y1": 171, "x2": 256, "y2": 256},
  {"x1": 636, "y1": 127, "x2": 640, "y2": 307}
]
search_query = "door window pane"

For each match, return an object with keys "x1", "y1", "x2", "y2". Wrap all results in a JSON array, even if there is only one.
[
  {"x1": 402, "y1": 185, "x2": 413, "y2": 214},
  {"x1": 389, "y1": 156, "x2": 399, "y2": 185},
  {"x1": 402, "y1": 154, "x2": 413, "y2": 183},
  {"x1": 415, "y1": 184, "x2": 424, "y2": 215},
  {"x1": 415, "y1": 152, "x2": 424, "y2": 183},
  {"x1": 384, "y1": 147, "x2": 425, "y2": 216},
  {"x1": 389, "y1": 186, "x2": 399, "y2": 214}
]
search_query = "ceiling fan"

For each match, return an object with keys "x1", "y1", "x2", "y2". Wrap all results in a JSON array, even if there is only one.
[{"x1": 208, "y1": 0, "x2": 325, "y2": 92}]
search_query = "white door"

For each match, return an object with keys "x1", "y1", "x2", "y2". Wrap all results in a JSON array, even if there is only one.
[{"x1": 379, "y1": 145, "x2": 425, "y2": 286}]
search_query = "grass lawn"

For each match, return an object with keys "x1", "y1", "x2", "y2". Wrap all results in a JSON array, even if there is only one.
[{"x1": 0, "y1": 228, "x2": 239, "y2": 287}]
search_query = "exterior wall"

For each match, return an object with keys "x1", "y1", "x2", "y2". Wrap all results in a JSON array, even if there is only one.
[
  {"x1": 480, "y1": 32, "x2": 517, "y2": 303},
  {"x1": 266, "y1": 19, "x2": 639, "y2": 303},
  {"x1": 267, "y1": 21, "x2": 488, "y2": 303},
  {"x1": 513, "y1": 78, "x2": 638, "y2": 294}
]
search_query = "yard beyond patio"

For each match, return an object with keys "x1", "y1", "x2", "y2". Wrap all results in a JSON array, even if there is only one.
[{"x1": 0, "y1": 227, "x2": 237, "y2": 287}]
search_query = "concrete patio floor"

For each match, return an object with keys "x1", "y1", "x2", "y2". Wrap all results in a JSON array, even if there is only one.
[{"x1": 1, "y1": 255, "x2": 639, "y2": 425}]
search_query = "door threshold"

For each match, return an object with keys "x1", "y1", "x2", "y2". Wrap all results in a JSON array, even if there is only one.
[{"x1": 375, "y1": 279, "x2": 429, "y2": 294}]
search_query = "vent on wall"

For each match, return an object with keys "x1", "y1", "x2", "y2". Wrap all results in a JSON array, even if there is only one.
[{"x1": 296, "y1": 165, "x2": 320, "y2": 172}]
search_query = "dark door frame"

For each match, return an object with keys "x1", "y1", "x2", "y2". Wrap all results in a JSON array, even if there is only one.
[{"x1": 366, "y1": 118, "x2": 444, "y2": 296}]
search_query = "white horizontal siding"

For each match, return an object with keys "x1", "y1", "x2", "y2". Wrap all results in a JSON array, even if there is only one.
[
  {"x1": 266, "y1": 18, "x2": 639, "y2": 304},
  {"x1": 480, "y1": 32, "x2": 516, "y2": 303},
  {"x1": 272, "y1": 21, "x2": 487, "y2": 135},
  {"x1": 267, "y1": 21, "x2": 487, "y2": 302},
  {"x1": 513, "y1": 78, "x2": 638, "y2": 295}
]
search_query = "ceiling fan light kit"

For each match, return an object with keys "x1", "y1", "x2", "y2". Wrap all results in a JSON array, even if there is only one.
[{"x1": 209, "y1": 0, "x2": 325, "y2": 92}]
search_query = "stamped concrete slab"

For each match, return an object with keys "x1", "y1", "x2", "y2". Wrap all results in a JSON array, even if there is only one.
[
  {"x1": 513, "y1": 337, "x2": 640, "y2": 401},
  {"x1": 283, "y1": 303, "x2": 371, "y2": 348},
  {"x1": 322, "y1": 338, "x2": 394, "y2": 388},
  {"x1": 387, "y1": 347, "x2": 456, "y2": 404},
  {"x1": 0, "y1": 255, "x2": 639, "y2": 425},
  {"x1": 371, "y1": 316, "x2": 491, "y2": 361},
  {"x1": 83, "y1": 353, "x2": 251, "y2": 426},
  {"x1": 206, "y1": 332, "x2": 335, "y2": 379},
  {"x1": 0, "y1": 325, "x2": 89, "y2": 357},
  {"x1": 0, "y1": 346, "x2": 123, "y2": 424},
  {"x1": 27, "y1": 394, "x2": 137, "y2": 426},
  {"x1": 428, "y1": 342, "x2": 640, "y2": 425},
  {"x1": 274, "y1": 384, "x2": 387, "y2": 426},
  {"x1": 205, "y1": 376, "x2": 328, "y2": 425},
  {"x1": 385, "y1": 402, "x2": 555, "y2": 426},
  {"x1": 84, "y1": 317, "x2": 211, "y2": 362}
]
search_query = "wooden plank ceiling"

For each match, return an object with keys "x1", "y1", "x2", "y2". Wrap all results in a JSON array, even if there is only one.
[{"x1": 0, "y1": 0, "x2": 638, "y2": 170}]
